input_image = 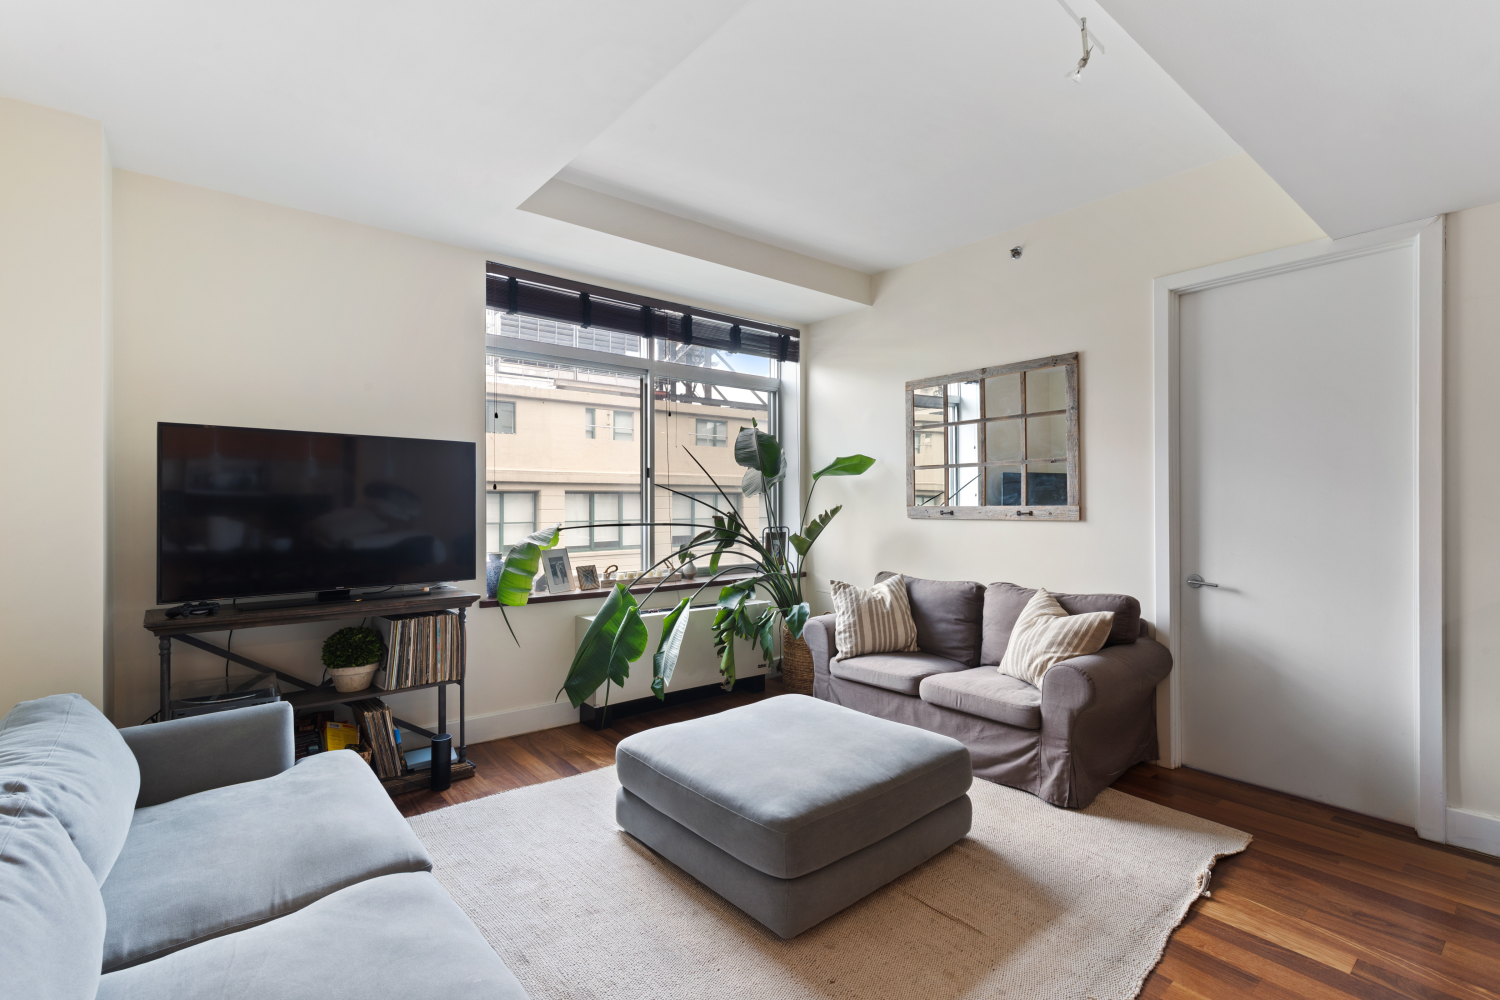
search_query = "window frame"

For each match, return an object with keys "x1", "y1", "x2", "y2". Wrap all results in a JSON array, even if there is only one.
[
  {"x1": 485, "y1": 489, "x2": 538, "y2": 553},
  {"x1": 487, "y1": 397, "x2": 516, "y2": 435},
  {"x1": 565, "y1": 490, "x2": 644, "y2": 551},
  {"x1": 905, "y1": 352, "x2": 1079, "y2": 521},
  {"x1": 694, "y1": 417, "x2": 729, "y2": 448}
]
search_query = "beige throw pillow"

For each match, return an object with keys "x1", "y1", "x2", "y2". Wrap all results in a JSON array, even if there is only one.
[
  {"x1": 830, "y1": 576, "x2": 919, "y2": 660},
  {"x1": 998, "y1": 587, "x2": 1114, "y2": 687}
]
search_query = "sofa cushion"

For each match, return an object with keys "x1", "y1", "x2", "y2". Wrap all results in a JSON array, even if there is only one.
[
  {"x1": 877, "y1": 572, "x2": 986, "y2": 667},
  {"x1": 919, "y1": 668, "x2": 1044, "y2": 729},
  {"x1": 95, "y1": 872, "x2": 530, "y2": 1000},
  {"x1": 981, "y1": 582, "x2": 1141, "y2": 665},
  {"x1": 0, "y1": 792, "x2": 108, "y2": 1000},
  {"x1": 615, "y1": 694, "x2": 972, "y2": 880},
  {"x1": 0, "y1": 693, "x2": 140, "y2": 884},
  {"x1": 830, "y1": 576, "x2": 919, "y2": 659},
  {"x1": 100, "y1": 748, "x2": 432, "y2": 971},
  {"x1": 829, "y1": 651, "x2": 969, "y2": 696}
]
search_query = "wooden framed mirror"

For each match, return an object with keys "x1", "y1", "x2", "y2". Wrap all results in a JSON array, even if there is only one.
[{"x1": 906, "y1": 352, "x2": 1079, "y2": 521}]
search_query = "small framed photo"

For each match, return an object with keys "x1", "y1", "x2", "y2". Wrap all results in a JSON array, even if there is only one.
[
  {"x1": 575, "y1": 564, "x2": 600, "y2": 591},
  {"x1": 543, "y1": 549, "x2": 575, "y2": 593}
]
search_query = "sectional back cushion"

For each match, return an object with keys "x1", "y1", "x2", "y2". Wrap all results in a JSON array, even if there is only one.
[
  {"x1": 981, "y1": 582, "x2": 1140, "y2": 666},
  {"x1": 0, "y1": 693, "x2": 141, "y2": 884},
  {"x1": 875, "y1": 572, "x2": 986, "y2": 667},
  {"x1": 0, "y1": 792, "x2": 108, "y2": 1000}
]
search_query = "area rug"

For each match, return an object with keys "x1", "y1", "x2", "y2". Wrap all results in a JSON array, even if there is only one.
[{"x1": 407, "y1": 767, "x2": 1249, "y2": 1000}]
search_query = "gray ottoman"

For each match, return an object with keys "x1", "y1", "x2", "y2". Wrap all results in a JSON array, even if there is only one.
[{"x1": 615, "y1": 694, "x2": 972, "y2": 938}]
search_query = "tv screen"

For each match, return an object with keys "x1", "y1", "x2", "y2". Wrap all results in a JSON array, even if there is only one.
[{"x1": 158, "y1": 423, "x2": 476, "y2": 604}]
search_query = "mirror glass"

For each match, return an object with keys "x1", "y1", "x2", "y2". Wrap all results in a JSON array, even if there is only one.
[
  {"x1": 913, "y1": 427, "x2": 944, "y2": 467},
  {"x1": 1027, "y1": 462, "x2": 1068, "y2": 505},
  {"x1": 984, "y1": 373, "x2": 1022, "y2": 416},
  {"x1": 1027, "y1": 413, "x2": 1068, "y2": 460},
  {"x1": 946, "y1": 380, "x2": 981, "y2": 422},
  {"x1": 952, "y1": 422, "x2": 979, "y2": 464},
  {"x1": 985, "y1": 466, "x2": 1022, "y2": 506},
  {"x1": 1026, "y1": 366, "x2": 1068, "y2": 412},
  {"x1": 984, "y1": 419, "x2": 1023, "y2": 462},
  {"x1": 912, "y1": 390, "x2": 944, "y2": 426},
  {"x1": 948, "y1": 466, "x2": 981, "y2": 506}
]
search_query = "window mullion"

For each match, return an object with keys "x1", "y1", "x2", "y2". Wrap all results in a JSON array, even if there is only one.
[{"x1": 641, "y1": 370, "x2": 654, "y2": 573}]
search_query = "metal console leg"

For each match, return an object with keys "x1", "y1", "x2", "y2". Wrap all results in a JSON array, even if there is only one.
[{"x1": 158, "y1": 636, "x2": 172, "y2": 723}]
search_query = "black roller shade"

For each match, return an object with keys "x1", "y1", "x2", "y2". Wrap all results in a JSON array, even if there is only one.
[{"x1": 485, "y1": 263, "x2": 799, "y2": 363}]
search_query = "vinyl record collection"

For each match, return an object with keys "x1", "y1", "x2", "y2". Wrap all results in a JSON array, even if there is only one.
[
  {"x1": 349, "y1": 698, "x2": 402, "y2": 779},
  {"x1": 381, "y1": 610, "x2": 463, "y2": 689}
]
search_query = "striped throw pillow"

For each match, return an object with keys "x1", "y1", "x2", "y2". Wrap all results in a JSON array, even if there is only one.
[
  {"x1": 830, "y1": 576, "x2": 919, "y2": 660},
  {"x1": 998, "y1": 587, "x2": 1114, "y2": 687}
]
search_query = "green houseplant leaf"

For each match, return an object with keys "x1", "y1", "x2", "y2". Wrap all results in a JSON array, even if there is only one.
[
  {"x1": 734, "y1": 425, "x2": 785, "y2": 484},
  {"x1": 561, "y1": 585, "x2": 644, "y2": 708},
  {"x1": 789, "y1": 505, "x2": 843, "y2": 557},
  {"x1": 496, "y1": 524, "x2": 560, "y2": 607},
  {"x1": 651, "y1": 598, "x2": 692, "y2": 699},
  {"x1": 812, "y1": 454, "x2": 875, "y2": 481}
]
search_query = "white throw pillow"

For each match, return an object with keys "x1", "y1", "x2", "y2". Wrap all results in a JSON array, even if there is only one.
[
  {"x1": 998, "y1": 587, "x2": 1114, "y2": 687},
  {"x1": 830, "y1": 576, "x2": 920, "y2": 660}
]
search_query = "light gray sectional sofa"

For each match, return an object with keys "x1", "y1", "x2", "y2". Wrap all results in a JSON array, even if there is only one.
[
  {"x1": 0, "y1": 693, "x2": 527, "y2": 1000},
  {"x1": 806, "y1": 574, "x2": 1172, "y2": 809}
]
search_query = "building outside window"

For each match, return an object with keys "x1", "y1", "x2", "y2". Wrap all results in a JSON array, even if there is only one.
[
  {"x1": 671, "y1": 491, "x2": 742, "y2": 548},
  {"x1": 584, "y1": 407, "x2": 635, "y2": 441},
  {"x1": 612, "y1": 409, "x2": 634, "y2": 442},
  {"x1": 695, "y1": 418, "x2": 728, "y2": 447},
  {"x1": 487, "y1": 398, "x2": 516, "y2": 435},
  {"x1": 565, "y1": 491, "x2": 643, "y2": 550},
  {"x1": 485, "y1": 491, "x2": 536, "y2": 555}
]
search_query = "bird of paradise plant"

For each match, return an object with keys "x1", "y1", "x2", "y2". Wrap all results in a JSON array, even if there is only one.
[{"x1": 492, "y1": 422, "x2": 872, "y2": 719}]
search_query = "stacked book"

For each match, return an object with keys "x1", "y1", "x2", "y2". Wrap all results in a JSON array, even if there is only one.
[
  {"x1": 381, "y1": 610, "x2": 462, "y2": 690},
  {"x1": 349, "y1": 698, "x2": 402, "y2": 780}
]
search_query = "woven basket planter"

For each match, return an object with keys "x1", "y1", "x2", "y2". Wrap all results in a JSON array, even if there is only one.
[{"x1": 781, "y1": 626, "x2": 815, "y2": 695}]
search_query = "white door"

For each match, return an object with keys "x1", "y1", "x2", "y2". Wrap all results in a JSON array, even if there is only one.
[{"x1": 1178, "y1": 245, "x2": 1417, "y2": 825}]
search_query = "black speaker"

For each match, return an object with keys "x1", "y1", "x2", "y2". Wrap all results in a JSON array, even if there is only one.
[{"x1": 429, "y1": 734, "x2": 452, "y2": 792}]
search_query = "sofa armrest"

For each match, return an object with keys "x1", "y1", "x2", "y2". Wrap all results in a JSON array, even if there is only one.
[
  {"x1": 803, "y1": 614, "x2": 838, "y2": 699},
  {"x1": 1040, "y1": 638, "x2": 1172, "y2": 730},
  {"x1": 121, "y1": 701, "x2": 295, "y2": 807}
]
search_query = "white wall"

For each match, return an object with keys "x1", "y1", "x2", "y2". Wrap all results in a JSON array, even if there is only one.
[
  {"x1": 109, "y1": 170, "x2": 788, "y2": 736},
  {"x1": 0, "y1": 96, "x2": 110, "y2": 713},
  {"x1": 803, "y1": 154, "x2": 1326, "y2": 758},
  {"x1": 1445, "y1": 200, "x2": 1500, "y2": 827}
]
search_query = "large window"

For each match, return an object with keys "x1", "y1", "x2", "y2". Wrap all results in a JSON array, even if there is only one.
[
  {"x1": 483, "y1": 263, "x2": 791, "y2": 576},
  {"x1": 486, "y1": 491, "x2": 536, "y2": 554}
]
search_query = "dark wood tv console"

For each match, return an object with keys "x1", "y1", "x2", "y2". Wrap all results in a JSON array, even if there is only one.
[{"x1": 142, "y1": 588, "x2": 481, "y2": 774}]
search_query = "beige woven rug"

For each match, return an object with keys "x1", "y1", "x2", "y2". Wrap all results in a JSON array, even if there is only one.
[{"x1": 408, "y1": 767, "x2": 1249, "y2": 1000}]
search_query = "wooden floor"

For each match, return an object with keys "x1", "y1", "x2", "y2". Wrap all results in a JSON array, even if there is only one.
[{"x1": 395, "y1": 684, "x2": 1500, "y2": 1000}]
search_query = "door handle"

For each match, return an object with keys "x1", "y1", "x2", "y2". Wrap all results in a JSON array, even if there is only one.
[{"x1": 1186, "y1": 574, "x2": 1219, "y2": 589}]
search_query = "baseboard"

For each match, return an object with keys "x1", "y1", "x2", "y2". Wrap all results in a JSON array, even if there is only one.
[
  {"x1": 1446, "y1": 806, "x2": 1500, "y2": 857},
  {"x1": 579, "y1": 675, "x2": 766, "y2": 730}
]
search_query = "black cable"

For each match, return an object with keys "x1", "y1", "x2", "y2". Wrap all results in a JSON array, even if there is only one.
[{"x1": 223, "y1": 598, "x2": 237, "y2": 682}]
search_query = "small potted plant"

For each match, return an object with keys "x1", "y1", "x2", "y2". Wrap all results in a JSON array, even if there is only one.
[{"x1": 322, "y1": 626, "x2": 387, "y2": 693}]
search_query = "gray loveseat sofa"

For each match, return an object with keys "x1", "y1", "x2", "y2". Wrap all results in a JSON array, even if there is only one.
[
  {"x1": 805, "y1": 574, "x2": 1172, "y2": 808},
  {"x1": 0, "y1": 693, "x2": 527, "y2": 1000}
]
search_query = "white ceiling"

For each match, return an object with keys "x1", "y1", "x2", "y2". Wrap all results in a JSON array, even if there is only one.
[
  {"x1": 0, "y1": 0, "x2": 1341, "y2": 320},
  {"x1": 560, "y1": 0, "x2": 1241, "y2": 272},
  {"x1": 1099, "y1": 0, "x2": 1500, "y2": 240}
]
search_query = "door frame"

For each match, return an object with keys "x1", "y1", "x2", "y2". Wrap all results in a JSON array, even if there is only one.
[{"x1": 1151, "y1": 217, "x2": 1445, "y2": 842}]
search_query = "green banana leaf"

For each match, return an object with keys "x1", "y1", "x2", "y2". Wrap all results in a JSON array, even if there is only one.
[
  {"x1": 812, "y1": 454, "x2": 875, "y2": 481},
  {"x1": 735, "y1": 424, "x2": 785, "y2": 485},
  {"x1": 559, "y1": 585, "x2": 647, "y2": 708},
  {"x1": 789, "y1": 505, "x2": 842, "y2": 557},
  {"x1": 651, "y1": 598, "x2": 692, "y2": 699},
  {"x1": 495, "y1": 524, "x2": 560, "y2": 606}
]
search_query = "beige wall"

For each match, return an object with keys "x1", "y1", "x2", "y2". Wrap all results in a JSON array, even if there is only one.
[
  {"x1": 1445, "y1": 200, "x2": 1500, "y2": 821},
  {"x1": 0, "y1": 97, "x2": 110, "y2": 713}
]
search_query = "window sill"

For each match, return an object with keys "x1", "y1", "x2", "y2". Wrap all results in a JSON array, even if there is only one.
[{"x1": 478, "y1": 572, "x2": 760, "y2": 608}]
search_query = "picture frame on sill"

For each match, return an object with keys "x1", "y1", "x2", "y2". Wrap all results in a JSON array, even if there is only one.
[
  {"x1": 575, "y1": 564, "x2": 600, "y2": 591},
  {"x1": 544, "y1": 549, "x2": 575, "y2": 593}
]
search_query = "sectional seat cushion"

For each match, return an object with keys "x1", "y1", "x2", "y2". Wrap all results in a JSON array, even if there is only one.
[
  {"x1": 877, "y1": 572, "x2": 985, "y2": 667},
  {"x1": 100, "y1": 748, "x2": 433, "y2": 971},
  {"x1": 615, "y1": 695, "x2": 971, "y2": 879},
  {"x1": 96, "y1": 872, "x2": 529, "y2": 1000},
  {"x1": 981, "y1": 582, "x2": 1141, "y2": 665},
  {"x1": 0, "y1": 693, "x2": 140, "y2": 884},
  {"x1": 829, "y1": 651, "x2": 968, "y2": 696},
  {"x1": 918, "y1": 668, "x2": 1044, "y2": 729},
  {"x1": 0, "y1": 792, "x2": 108, "y2": 1000}
]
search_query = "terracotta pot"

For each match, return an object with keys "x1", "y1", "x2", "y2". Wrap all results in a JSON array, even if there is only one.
[
  {"x1": 328, "y1": 662, "x2": 379, "y2": 693},
  {"x1": 781, "y1": 627, "x2": 814, "y2": 695}
]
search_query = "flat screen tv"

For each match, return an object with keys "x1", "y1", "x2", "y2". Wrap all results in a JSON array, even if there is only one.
[{"x1": 158, "y1": 423, "x2": 476, "y2": 604}]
